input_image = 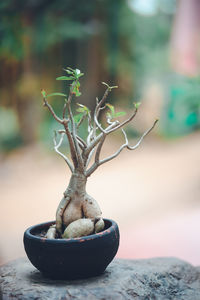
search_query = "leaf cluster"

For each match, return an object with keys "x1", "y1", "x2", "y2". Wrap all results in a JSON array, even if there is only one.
[
  {"x1": 74, "y1": 103, "x2": 90, "y2": 124},
  {"x1": 41, "y1": 67, "x2": 134, "y2": 126},
  {"x1": 56, "y1": 68, "x2": 84, "y2": 97},
  {"x1": 106, "y1": 103, "x2": 126, "y2": 120}
]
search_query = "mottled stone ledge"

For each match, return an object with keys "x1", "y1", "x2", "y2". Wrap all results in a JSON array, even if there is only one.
[{"x1": 1, "y1": 257, "x2": 200, "y2": 299}]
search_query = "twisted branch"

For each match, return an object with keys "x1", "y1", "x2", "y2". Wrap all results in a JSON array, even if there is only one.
[
  {"x1": 53, "y1": 132, "x2": 74, "y2": 172},
  {"x1": 86, "y1": 119, "x2": 158, "y2": 177}
]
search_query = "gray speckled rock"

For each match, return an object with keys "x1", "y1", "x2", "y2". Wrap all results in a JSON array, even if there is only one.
[{"x1": 0, "y1": 257, "x2": 200, "y2": 300}]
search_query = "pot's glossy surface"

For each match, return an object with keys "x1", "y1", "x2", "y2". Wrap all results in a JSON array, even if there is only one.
[{"x1": 23, "y1": 219, "x2": 120, "y2": 279}]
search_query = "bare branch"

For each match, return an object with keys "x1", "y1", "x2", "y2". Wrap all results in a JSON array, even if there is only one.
[
  {"x1": 87, "y1": 113, "x2": 95, "y2": 145},
  {"x1": 57, "y1": 129, "x2": 66, "y2": 134},
  {"x1": 63, "y1": 101, "x2": 67, "y2": 119},
  {"x1": 93, "y1": 85, "x2": 115, "y2": 135},
  {"x1": 86, "y1": 130, "x2": 126, "y2": 177},
  {"x1": 63, "y1": 119, "x2": 78, "y2": 168},
  {"x1": 94, "y1": 111, "x2": 106, "y2": 133},
  {"x1": 77, "y1": 114, "x2": 86, "y2": 129},
  {"x1": 86, "y1": 119, "x2": 158, "y2": 177},
  {"x1": 53, "y1": 132, "x2": 74, "y2": 172},
  {"x1": 57, "y1": 129, "x2": 87, "y2": 149},
  {"x1": 66, "y1": 95, "x2": 84, "y2": 171},
  {"x1": 94, "y1": 134, "x2": 106, "y2": 164},
  {"x1": 97, "y1": 87, "x2": 110, "y2": 109},
  {"x1": 84, "y1": 120, "x2": 120, "y2": 159},
  {"x1": 126, "y1": 119, "x2": 158, "y2": 150},
  {"x1": 95, "y1": 131, "x2": 128, "y2": 168},
  {"x1": 76, "y1": 136, "x2": 87, "y2": 149},
  {"x1": 85, "y1": 147, "x2": 96, "y2": 169},
  {"x1": 43, "y1": 98, "x2": 63, "y2": 124},
  {"x1": 42, "y1": 95, "x2": 79, "y2": 168}
]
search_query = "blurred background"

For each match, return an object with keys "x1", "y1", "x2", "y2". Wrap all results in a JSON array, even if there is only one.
[{"x1": 0, "y1": 0, "x2": 200, "y2": 266}]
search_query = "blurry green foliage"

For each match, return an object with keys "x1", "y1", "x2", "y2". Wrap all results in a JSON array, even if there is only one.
[
  {"x1": 0, "y1": 0, "x2": 99, "y2": 60},
  {"x1": 0, "y1": 108, "x2": 22, "y2": 151},
  {"x1": 161, "y1": 75, "x2": 200, "y2": 136},
  {"x1": 2, "y1": 0, "x2": 196, "y2": 150}
]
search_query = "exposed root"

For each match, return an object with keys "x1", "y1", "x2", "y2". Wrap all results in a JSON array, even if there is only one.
[
  {"x1": 82, "y1": 194, "x2": 103, "y2": 219},
  {"x1": 62, "y1": 196, "x2": 83, "y2": 227},
  {"x1": 45, "y1": 224, "x2": 56, "y2": 239},
  {"x1": 50, "y1": 173, "x2": 105, "y2": 239},
  {"x1": 56, "y1": 195, "x2": 71, "y2": 234},
  {"x1": 94, "y1": 218, "x2": 105, "y2": 233},
  {"x1": 62, "y1": 218, "x2": 94, "y2": 239}
]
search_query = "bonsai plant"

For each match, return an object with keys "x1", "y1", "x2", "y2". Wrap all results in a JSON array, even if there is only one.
[{"x1": 24, "y1": 67, "x2": 157, "y2": 279}]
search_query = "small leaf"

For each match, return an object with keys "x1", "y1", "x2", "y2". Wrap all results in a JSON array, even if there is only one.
[
  {"x1": 41, "y1": 89, "x2": 46, "y2": 98},
  {"x1": 114, "y1": 111, "x2": 126, "y2": 117},
  {"x1": 106, "y1": 112, "x2": 112, "y2": 119},
  {"x1": 102, "y1": 82, "x2": 109, "y2": 88},
  {"x1": 74, "y1": 69, "x2": 84, "y2": 79},
  {"x1": 63, "y1": 68, "x2": 73, "y2": 74},
  {"x1": 77, "y1": 103, "x2": 89, "y2": 110},
  {"x1": 75, "y1": 69, "x2": 81, "y2": 75},
  {"x1": 77, "y1": 103, "x2": 84, "y2": 108},
  {"x1": 76, "y1": 107, "x2": 85, "y2": 113},
  {"x1": 71, "y1": 81, "x2": 81, "y2": 97},
  {"x1": 106, "y1": 103, "x2": 115, "y2": 117},
  {"x1": 77, "y1": 72, "x2": 84, "y2": 79},
  {"x1": 67, "y1": 67, "x2": 74, "y2": 71},
  {"x1": 73, "y1": 113, "x2": 84, "y2": 123},
  {"x1": 134, "y1": 102, "x2": 141, "y2": 109},
  {"x1": 76, "y1": 103, "x2": 90, "y2": 114},
  {"x1": 75, "y1": 91, "x2": 81, "y2": 97},
  {"x1": 46, "y1": 92, "x2": 67, "y2": 98},
  {"x1": 56, "y1": 76, "x2": 74, "y2": 81},
  {"x1": 102, "y1": 82, "x2": 118, "y2": 90}
]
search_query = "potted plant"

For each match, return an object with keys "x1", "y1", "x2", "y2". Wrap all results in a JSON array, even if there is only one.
[{"x1": 23, "y1": 67, "x2": 157, "y2": 279}]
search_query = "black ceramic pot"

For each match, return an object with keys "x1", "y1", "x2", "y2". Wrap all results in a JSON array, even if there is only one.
[{"x1": 23, "y1": 219, "x2": 119, "y2": 280}]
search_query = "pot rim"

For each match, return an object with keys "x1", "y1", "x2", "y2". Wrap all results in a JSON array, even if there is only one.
[{"x1": 24, "y1": 218, "x2": 119, "y2": 244}]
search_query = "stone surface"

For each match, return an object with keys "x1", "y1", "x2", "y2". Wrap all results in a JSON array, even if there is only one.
[{"x1": 0, "y1": 257, "x2": 200, "y2": 300}]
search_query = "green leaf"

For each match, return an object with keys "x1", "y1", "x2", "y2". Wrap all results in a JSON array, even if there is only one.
[
  {"x1": 114, "y1": 111, "x2": 126, "y2": 117},
  {"x1": 106, "y1": 104, "x2": 126, "y2": 119},
  {"x1": 56, "y1": 76, "x2": 74, "y2": 81},
  {"x1": 76, "y1": 107, "x2": 85, "y2": 113},
  {"x1": 76, "y1": 103, "x2": 90, "y2": 114},
  {"x1": 71, "y1": 81, "x2": 82, "y2": 97},
  {"x1": 106, "y1": 112, "x2": 112, "y2": 119},
  {"x1": 106, "y1": 103, "x2": 115, "y2": 117},
  {"x1": 134, "y1": 102, "x2": 141, "y2": 109},
  {"x1": 67, "y1": 67, "x2": 74, "y2": 71},
  {"x1": 74, "y1": 69, "x2": 84, "y2": 79},
  {"x1": 75, "y1": 91, "x2": 81, "y2": 97},
  {"x1": 41, "y1": 89, "x2": 46, "y2": 98},
  {"x1": 63, "y1": 68, "x2": 74, "y2": 75},
  {"x1": 73, "y1": 113, "x2": 84, "y2": 123},
  {"x1": 77, "y1": 73, "x2": 84, "y2": 79},
  {"x1": 46, "y1": 93, "x2": 67, "y2": 98}
]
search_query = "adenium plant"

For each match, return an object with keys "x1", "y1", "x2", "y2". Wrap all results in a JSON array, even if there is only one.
[{"x1": 41, "y1": 67, "x2": 158, "y2": 239}]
